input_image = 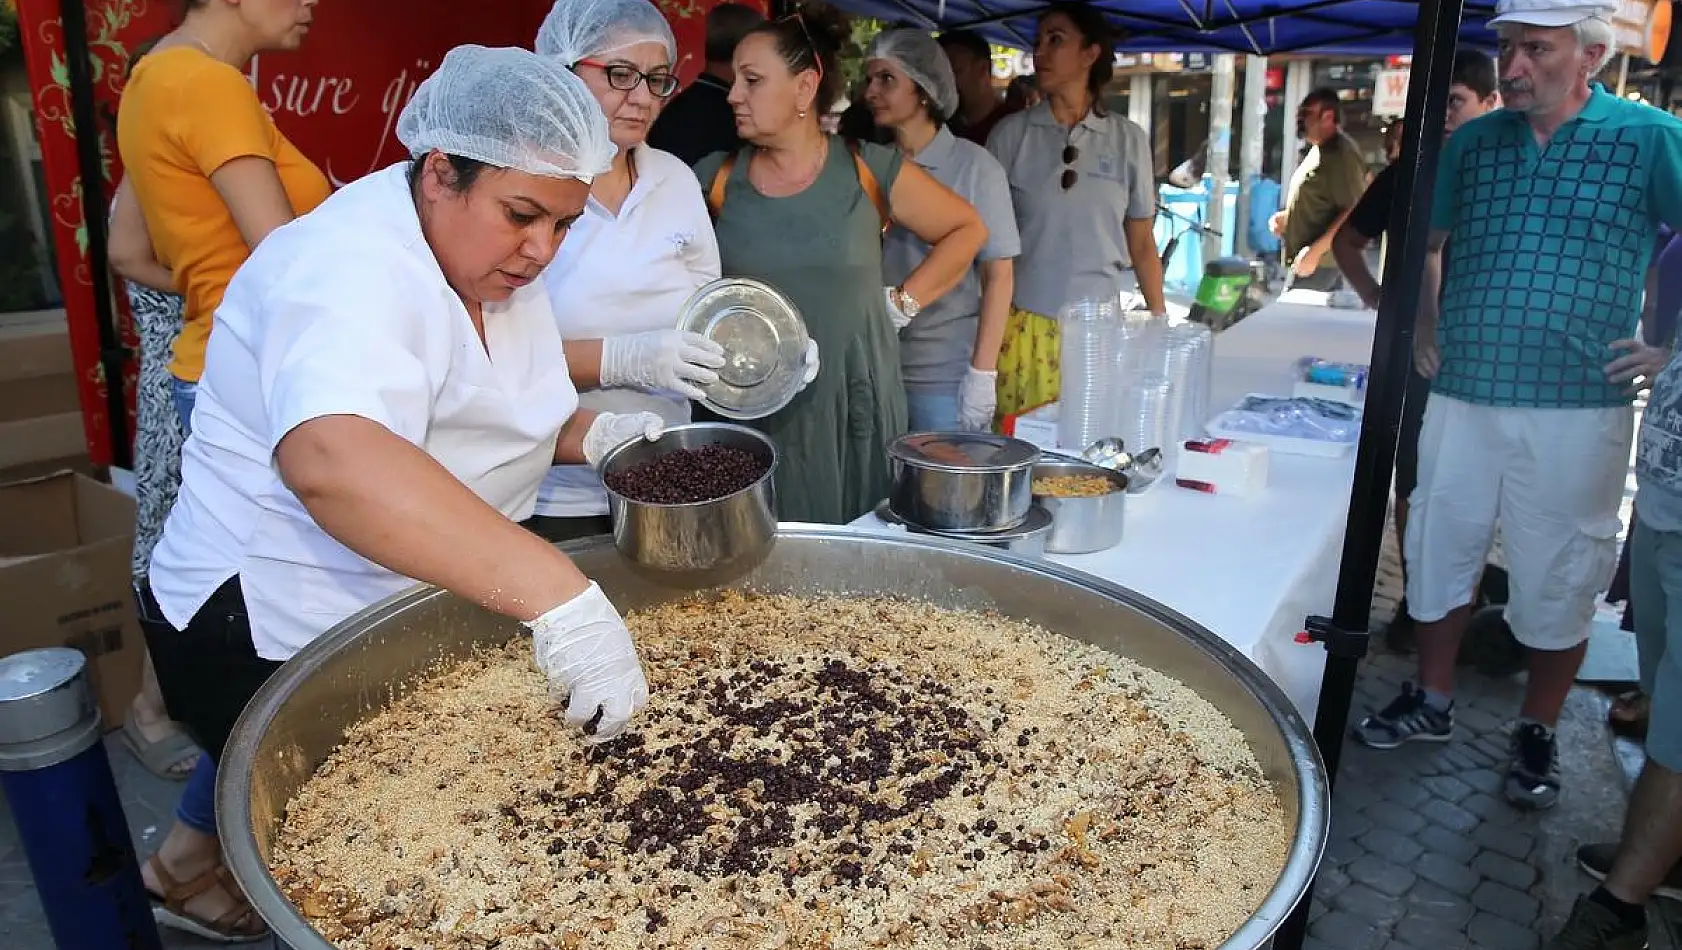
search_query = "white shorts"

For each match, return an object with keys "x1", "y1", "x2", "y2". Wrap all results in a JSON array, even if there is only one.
[{"x1": 1404, "y1": 394, "x2": 1633, "y2": 651}]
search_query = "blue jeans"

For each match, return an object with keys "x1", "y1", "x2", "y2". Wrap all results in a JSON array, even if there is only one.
[
  {"x1": 906, "y1": 390, "x2": 961, "y2": 433},
  {"x1": 176, "y1": 755, "x2": 217, "y2": 834},
  {"x1": 171, "y1": 376, "x2": 197, "y2": 434},
  {"x1": 1630, "y1": 514, "x2": 1682, "y2": 772}
]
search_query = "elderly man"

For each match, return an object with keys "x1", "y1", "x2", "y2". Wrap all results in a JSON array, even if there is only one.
[
  {"x1": 1353, "y1": 0, "x2": 1682, "y2": 817},
  {"x1": 1269, "y1": 88, "x2": 1369, "y2": 291},
  {"x1": 646, "y1": 2, "x2": 764, "y2": 165}
]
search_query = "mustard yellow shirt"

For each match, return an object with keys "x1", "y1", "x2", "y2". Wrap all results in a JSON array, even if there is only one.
[{"x1": 117, "y1": 46, "x2": 330, "y2": 382}]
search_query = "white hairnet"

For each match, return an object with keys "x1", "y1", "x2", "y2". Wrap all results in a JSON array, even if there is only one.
[
  {"x1": 535, "y1": 0, "x2": 677, "y2": 64},
  {"x1": 397, "y1": 45, "x2": 616, "y2": 183},
  {"x1": 867, "y1": 29, "x2": 960, "y2": 120}
]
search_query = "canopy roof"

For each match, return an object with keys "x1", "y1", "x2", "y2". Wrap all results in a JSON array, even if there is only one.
[{"x1": 831, "y1": 0, "x2": 1500, "y2": 54}]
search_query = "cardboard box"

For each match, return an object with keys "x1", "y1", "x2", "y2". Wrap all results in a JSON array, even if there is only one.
[
  {"x1": 0, "y1": 471, "x2": 143, "y2": 729},
  {"x1": 0, "y1": 312, "x2": 92, "y2": 484}
]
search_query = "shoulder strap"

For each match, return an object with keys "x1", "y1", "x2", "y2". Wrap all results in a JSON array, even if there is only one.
[
  {"x1": 707, "y1": 152, "x2": 737, "y2": 221},
  {"x1": 847, "y1": 139, "x2": 890, "y2": 234}
]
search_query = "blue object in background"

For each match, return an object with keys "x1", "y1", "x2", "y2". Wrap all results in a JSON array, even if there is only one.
[{"x1": 0, "y1": 648, "x2": 162, "y2": 950}]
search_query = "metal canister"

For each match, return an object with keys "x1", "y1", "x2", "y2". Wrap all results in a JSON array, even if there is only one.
[{"x1": 0, "y1": 647, "x2": 162, "y2": 950}]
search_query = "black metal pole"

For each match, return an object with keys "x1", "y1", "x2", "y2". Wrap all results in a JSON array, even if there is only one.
[
  {"x1": 1273, "y1": 1, "x2": 1466, "y2": 949},
  {"x1": 59, "y1": 0, "x2": 133, "y2": 471}
]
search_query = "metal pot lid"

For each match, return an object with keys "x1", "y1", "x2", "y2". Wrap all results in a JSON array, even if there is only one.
[
  {"x1": 889, "y1": 432, "x2": 1040, "y2": 472},
  {"x1": 676, "y1": 277, "x2": 811, "y2": 421},
  {"x1": 875, "y1": 499, "x2": 1053, "y2": 540}
]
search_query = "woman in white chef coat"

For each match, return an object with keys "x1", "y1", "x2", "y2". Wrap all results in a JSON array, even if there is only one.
[
  {"x1": 525, "y1": 0, "x2": 814, "y2": 542},
  {"x1": 135, "y1": 46, "x2": 655, "y2": 941}
]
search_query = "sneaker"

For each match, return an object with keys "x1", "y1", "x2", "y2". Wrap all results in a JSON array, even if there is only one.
[
  {"x1": 1547, "y1": 894, "x2": 1648, "y2": 950},
  {"x1": 1506, "y1": 721, "x2": 1561, "y2": 810},
  {"x1": 1577, "y1": 844, "x2": 1682, "y2": 902},
  {"x1": 1351, "y1": 683, "x2": 1454, "y2": 749}
]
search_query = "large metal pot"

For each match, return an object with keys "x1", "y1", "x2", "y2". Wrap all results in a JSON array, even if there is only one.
[
  {"x1": 218, "y1": 529, "x2": 1328, "y2": 950},
  {"x1": 598, "y1": 422, "x2": 777, "y2": 585},
  {"x1": 889, "y1": 432, "x2": 1040, "y2": 530}
]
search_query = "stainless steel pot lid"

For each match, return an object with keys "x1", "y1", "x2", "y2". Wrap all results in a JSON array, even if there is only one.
[
  {"x1": 888, "y1": 432, "x2": 1040, "y2": 473},
  {"x1": 874, "y1": 499, "x2": 1053, "y2": 540},
  {"x1": 676, "y1": 277, "x2": 811, "y2": 421}
]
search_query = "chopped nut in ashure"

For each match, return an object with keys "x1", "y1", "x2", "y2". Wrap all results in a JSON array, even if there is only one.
[{"x1": 270, "y1": 593, "x2": 1291, "y2": 950}]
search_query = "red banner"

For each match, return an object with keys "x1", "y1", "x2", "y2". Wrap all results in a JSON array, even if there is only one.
[{"x1": 14, "y1": 0, "x2": 752, "y2": 467}]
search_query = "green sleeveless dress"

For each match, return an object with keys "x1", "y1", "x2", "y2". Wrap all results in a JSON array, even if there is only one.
[{"x1": 694, "y1": 138, "x2": 908, "y2": 525}]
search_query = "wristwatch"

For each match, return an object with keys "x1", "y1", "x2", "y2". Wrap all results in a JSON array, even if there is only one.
[{"x1": 889, "y1": 286, "x2": 922, "y2": 320}]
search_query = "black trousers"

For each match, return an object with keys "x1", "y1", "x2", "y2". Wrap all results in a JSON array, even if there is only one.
[{"x1": 135, "y1": 577, "x2": 282, "y2": 764}]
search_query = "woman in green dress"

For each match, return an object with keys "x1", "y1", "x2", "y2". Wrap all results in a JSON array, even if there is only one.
[{"x1": 695, "y1": 5, "x2": 986, "y2": 525}]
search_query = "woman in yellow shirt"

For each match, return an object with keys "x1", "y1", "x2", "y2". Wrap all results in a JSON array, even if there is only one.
[
  {"x1": 112, "y1": 0, "x2": 327, "y2": 941},
  {"x1": 116, "y1": 0, "x2": 329, "y2": 434}
]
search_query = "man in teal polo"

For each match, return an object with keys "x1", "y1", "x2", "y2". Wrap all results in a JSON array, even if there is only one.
[{"x1": 1354, "y1": 0, "x2": 1682, "y2": 823}]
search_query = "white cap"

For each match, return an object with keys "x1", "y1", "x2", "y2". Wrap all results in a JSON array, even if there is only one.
[
  {"x1": 1488, "y1": 0, "x2": 1618, "y2": 28},
  {"x1": 866, "y1": 29, "x2": 960, "y2": 120},
  {"x1": 535, "y1": 0, "x2": 677, "y2": 64}
]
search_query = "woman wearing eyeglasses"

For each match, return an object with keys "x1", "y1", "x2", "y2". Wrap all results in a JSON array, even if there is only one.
[
  {"x1": 694, "y1": 4, "x2": 986, "y2": 524},
  {"x1": 526, "y1": 0, "x2": 752, "y2": 542},
  {"x1": 985, "y1": 3, "x2": 1167, "y2": 425}
]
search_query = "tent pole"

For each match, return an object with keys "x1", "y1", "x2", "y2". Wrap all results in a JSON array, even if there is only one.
[
  {"x1": 1617, "y1": 53, "x2": 1630, "y2": 96},
  {"x1": 1272, "y1": 0, "x2": 1466, "y2": 944},
  {"x1": 1205, "y1": 54, "x2": 1237, "y2": 266},
  {"x1": 1235, "y1": 54, "x2": 1268, "y2": 259}
]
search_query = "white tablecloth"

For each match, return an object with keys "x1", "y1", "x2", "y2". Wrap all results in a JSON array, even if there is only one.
[{"x1": 850, "y1": 295, "x2": 1379, "y2": 724}]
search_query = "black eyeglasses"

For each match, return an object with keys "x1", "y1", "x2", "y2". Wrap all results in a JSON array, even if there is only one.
[
  {"x1": 574, "y1": 59, "x2": 679, "y2": 98},
  {"x1": 1061, "y1": 143, "x2": 1080, "y2": 190}
]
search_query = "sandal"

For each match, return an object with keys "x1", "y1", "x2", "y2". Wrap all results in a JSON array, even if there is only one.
[
  {"x1": 145, "y1": 854, "x2": 268, "y2": 943},
  {"x1": 1608, "y1": 689, "x2": 1650, "y2": 741},
  {"x1": 121, "y1": 708, "x2": 203, "y2": 781}
]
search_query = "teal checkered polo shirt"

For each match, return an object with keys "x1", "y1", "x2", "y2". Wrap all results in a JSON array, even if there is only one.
[{"x1": 1432, "y1": 85, "x2": 1682, "y2": 408}]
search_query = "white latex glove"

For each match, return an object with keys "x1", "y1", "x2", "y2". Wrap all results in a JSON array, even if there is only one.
[
  {"x1": 582, "y1": 411, "x2": 664, "y2": 468},
  {"x1": 958, "y1": 367, "x2": 998, "y2": 431},
  {"x1": 600, "y1": 329, "x2": 726, "y2": 401},
  {"x1": 884, "y1": 288, "x2": 912, "y2": 330},
  {"x1": 526, "y1": 582, "x2": 649, "y2": 743},
  {"x1": 799, "y1": 340, "x2": 820, "y2": 389}
]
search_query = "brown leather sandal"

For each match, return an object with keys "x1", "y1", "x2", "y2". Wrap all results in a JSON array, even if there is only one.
[{"x1": 145, "y1": 853, "x2": 268, "y2": 943}]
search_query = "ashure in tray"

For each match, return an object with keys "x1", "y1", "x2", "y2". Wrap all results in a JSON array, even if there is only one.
[{"x1": 271, "y1": 593, "x2": 1291, "y2": 950}]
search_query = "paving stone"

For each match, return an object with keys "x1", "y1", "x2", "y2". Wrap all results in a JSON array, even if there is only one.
[
  {"x1": 1473, "y1": 850, "x2": 1539, "y2": 890},
  {"x1": 1405, "y1": 881, "x2": 1477, "y2": 925},
  {"x1": 1348, "y1": 856, "x2": 1419, "y2": 898},
  {"x1": 1311, "y1": 910, "x2": 1389, "y2": 950},
  {"x1": 1334, "y1": 881, "x2": 1409, "y2": 923},
  {"x1": 1472, "y1": 824, "x2": 1535, "y2": 861},
  {"x1": 1456, "y1": 706, "x2": 1508, "y2": 735},
  {"x1": 1422, "y1": 798, "x2": 1480, "y2": 835},
  {"x1": 1324, "y1": 832, "x2": 1367, "y2": 868},
  {"x1": 1416, "y1": 823, "x2": 1480, "y2": 864},
  {"x1": 1461, "y1": 767, "x2": 1505, "y2": 795},
  {"x1": 1414, "y1": 853, "x2": 1481, "y2": 895},
  {"x1": 1366, "y1": 801, "x2": 1429, "y2": 836},
  {"x1": 1359, "y1": 827, "x2": 1425, "y2": 866},
  {"x1": 1472, "y1": 879, "x2": 1541, "y2": 925},
  {"x1": 1302, "y1": 939, "x2": 1336, "y2": 950},
  {"x1": 1394, "y1": 914, "x2": 1474, "y2": 950},
  {"x1": 1475, "y1": 733, "x2": 1513, "y2": 763},
  {"x1": 1333, "y1": 808, "x2": 1376, "y2": 842},
  {"x1": 1420, "y1": 774, "x2": 1474, "y2": 803},
  {"x1": 1467, "y1": 911, "x2": 1541, "y2": 950},
  {"x1": 1384, "y1": 781, "x2": 1432, "y2": 809},
  {"x1": 1461, "y1": 792, "x2": 1520, "y2": 826},
  {"x1": 1310, "y1": 898, "x2": 1329, "y2": 922},
  {"x1": 1318, "y1": 863, "x2": 1353, "y2": 896},
  {"x1": 1454, "y1": 742, "x2": 1500, "y2": 769}
]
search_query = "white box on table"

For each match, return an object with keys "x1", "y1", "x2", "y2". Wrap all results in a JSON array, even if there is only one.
[{"x1": 1175, "y1": 438, "x2": 1269, "y2": 497}]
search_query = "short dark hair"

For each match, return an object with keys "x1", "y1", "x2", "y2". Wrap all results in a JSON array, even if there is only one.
[
  {"x1": 937, "y1": 30, "x2": 992, "y2": 64},
  {"x1": 747, "y1": 3, "x2": 849, "y2": 120},
  {"x1": 407, "y1": 153, "x2": 489, "y2": 195},
  {"x1": 1299, "y1": 87, "x2": 1342, "y2": 121},
  {"x1": 1451, "y1": 49, "x2": 1498, "y2": 100},
  {"x1": 705, "y1": 3, "x2": 766, "y2": 63}
]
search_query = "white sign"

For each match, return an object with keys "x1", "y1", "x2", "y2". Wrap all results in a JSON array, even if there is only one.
[{"x1": 1373, "y1": 68, "x2": 1411, "y2": 117}]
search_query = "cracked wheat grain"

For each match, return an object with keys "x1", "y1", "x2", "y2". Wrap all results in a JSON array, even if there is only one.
[{"x1": 270, "y1": 593, "x2": 1291, "y2": 950}]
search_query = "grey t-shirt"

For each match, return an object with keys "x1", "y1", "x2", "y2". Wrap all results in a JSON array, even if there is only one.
[
  {"x1": 1637, "y1": 350, "x2": 1682, "y2": 530},
  {"x1": 883, "y1": 126, "x2": 1021, "y2": 394},
  {"x1": 986, "y1": 102, "x2": 1156, "y2": 318}
]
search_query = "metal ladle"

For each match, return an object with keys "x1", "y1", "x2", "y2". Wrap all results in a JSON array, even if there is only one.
[{"x1": 1080, "y1": 439, "x2": 1165, "y2": 494}]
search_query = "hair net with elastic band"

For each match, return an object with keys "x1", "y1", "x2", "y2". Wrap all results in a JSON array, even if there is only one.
[
  {"x1": 535, "y1": 0, "x2": 677, "y2": 64},
  {"x1": 867, "y1": 29, "x2": 960, "y2": 120},
  {"x1": 397, "y1": 45, "x2": 616, "y2": 183}
]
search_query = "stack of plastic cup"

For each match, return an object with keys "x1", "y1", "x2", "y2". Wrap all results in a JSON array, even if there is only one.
[
  {"x1": 1119, "y1": 375, "x2": 1173, "y2": 463},
  {"x1": 1169, "y1": 321, "x2": 1215, "y2": 441},
  {"x1": 1057, "y1": 297, "x2": 1121, "y2": 452},
  {"x1": 1117, "y1": 310, "x2": 1166, "y2": 381}
]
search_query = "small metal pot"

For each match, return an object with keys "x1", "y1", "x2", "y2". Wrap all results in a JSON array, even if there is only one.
[
  {"x1": 874, "y1": 501, "x2": 1053, "y2": 558},
  {"x1": 888, "y1": 432, "x2": 1040, "y2": 531},
  {"x1": 598, "y1": 423, "x2": 778, "y2": 585},
  {"x1": 1033, "y1": 460, "x2": 1129, "y2": 555}
]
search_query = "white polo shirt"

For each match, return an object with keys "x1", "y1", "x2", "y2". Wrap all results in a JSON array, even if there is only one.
[
  {"x1": 534, "y1": 145, "x2": 720, "y2": 518},
  {"x1": 148, "y1": 163, "x2": 580, "y2": 661}
]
